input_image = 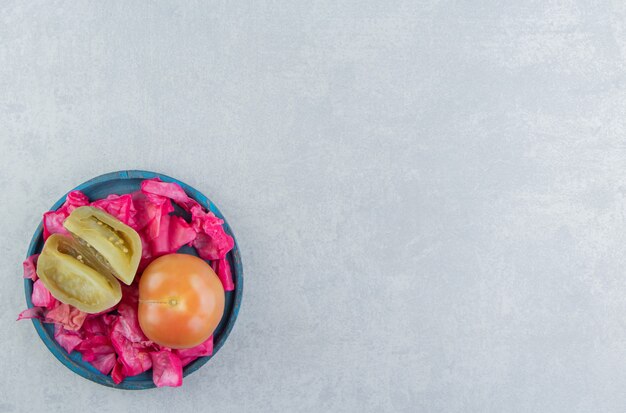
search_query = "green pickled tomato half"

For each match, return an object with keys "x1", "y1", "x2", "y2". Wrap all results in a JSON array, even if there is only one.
[
  {"x1": 36, "y1": 234, "x2": 122, "y2": 313},
  {"x1": 63, "y1": 206, "x2": 141, "y2": 285}
]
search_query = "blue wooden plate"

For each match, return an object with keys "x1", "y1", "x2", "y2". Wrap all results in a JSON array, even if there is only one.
[{"x1": 23, "y1": 170, "x2": 243, "y2": 389}]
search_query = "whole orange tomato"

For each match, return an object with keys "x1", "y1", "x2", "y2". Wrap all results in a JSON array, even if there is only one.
[{"x1": 138, "y1": 253, "x2": 225, "y2": 349}]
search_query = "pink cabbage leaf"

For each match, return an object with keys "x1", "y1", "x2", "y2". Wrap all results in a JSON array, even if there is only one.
[
  {"x1": 175, "y1": 336, "x2": 213, "y2": 366},
  {"x1": 211, "y1": 257, "x2": 235, "y2": 291},
  {"x1": 141, "y1": 178, "x2": 199, "y2": 212},
  {"x1": 42, "y1": 190, "x2": 90, "y2": 240},
  {"x1": 190, "y1": 205, "x2": 234, "y2": 261},
  {"x1": 31, "y1": 279, "x2": 57, "y2": 308},
  {"x1": 109, "y1": 302, "x2": 153, "y2": 378},
  {"x1": 149, "y1": 214, "x2": 197, "y2": 257},
  {"x1": 16, "y1": 307, "x2": 44, "y2": 321},
  {"x1": 54, "y1": 324, "x2": 83, "y2": 353},
  {"x1": 23, "y1": 254, "x2": 39, "y2": 281},
  {"x1": 77, "y1": 335, "x2": 117, "y2": 374},
  {"x1": 90, "y1": 194, "x2": 136, "y2": 227},
  {"x1": 132, "y1": 191, "x2": 174, "y2": 239},
  {"x1": 150, "y1": 350, "x2": 183, "y2": 387},
  {"x1": 45, "y1": 303, "x2": 88, "y2": 331}
]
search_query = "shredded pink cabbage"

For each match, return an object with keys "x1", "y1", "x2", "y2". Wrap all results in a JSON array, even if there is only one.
[
  {"x1": 46, "y1": 303, "x2": 88, "y2": 331},
  {"x1": 138, "y1": 232, "x2": 154, "y2": 272},
  {"x1": 113, "y1": 302, "x2": 147, "y2": 343},
  {"x1": 175, "y1": 336, "x2": 213, "y2": 366},
  {"x1": 132, "y1": 191, "x2": 174, "y2": 239},
  {"x1": 150, "y1": 350, "x2": 183, "y2": 387},
  {"x1": 110, "y1": 331, "x2": 153, "y2": 377},
  {"x1": 211, "y1": 258, "x2": 235, "y2": 291},
  {"x1": 141, "y1": 178, "x2": 199, "y2": 212},
  {"x1": 90, "y1": 351, "x2": 117, "y2": 375},
  {"x1": 78, "y1": 336, "x2": 112, "y2": 360},
  {"x1": 77, "y1": 335, "x2": 117, "y2": 374},
  {"x1": 42, "y1": 190, "x2": 90, "y2": 240},
  {"x1": 149, "y1": 214, "x2": 197, "y2": 257},
  {"x1": 112, "y1": 361, "x2": 125, "y2": 384},
  {"x1": 23, "y1": 254, "x2": 39, "y2": 281},
  {"x1": 109, "y1": 300, "x2": 154, "y2": 378},
  {"x1": 42, "y1": 210, "x2": 70, "y2": 240},
  {"x1": 54, "y1": 324, "x2": 83, "y2": 353},
  {"x1": 31, "y1": 279, "x2": 57, "y2": 308},
  {"x1": 20, "y1": 179, "x2": 235, "y2": 387},
  {"x1": 191, "y1": 205, "x2": 234, "y2": 260},
  {"x1": 17, "y1": 307, "x2": 44, "y2": 321},
  {"x1": 91, "y1": 194, "x2": 136, "y2": 227},
  {"x1": 82, "y1": 316, "x2": 109, "y2": 336},
  {"x1": 65, "y1": 190, "x2": 90, "y2": 209}
]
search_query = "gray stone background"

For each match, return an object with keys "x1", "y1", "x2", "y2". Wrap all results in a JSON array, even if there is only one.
[{"x1": 1, "y1": 1, "x2": 626, "y2": 412}]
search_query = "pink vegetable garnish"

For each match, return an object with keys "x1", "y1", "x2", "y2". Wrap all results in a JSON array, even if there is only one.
[
  {"x1": 17, "y1": 307, "x2": 44, "y2": 321},
  {"x1": 90, "y1": 351, "x2": 118, "y2": 375},
  {"x1": 19, "y1": 179, "x2": 235, "y2": 387},
  {"x1": 42, "y1": 211, "x2": 70, "y2": 240},
  {"x1": 190, "y1": 205, "x2": 234, "y2": 261},
  {"x1": 131, "y1": 191, "x2": 174, "y2": 238},
  {"x1": 211, "y1": 257, "x2": 235, "y2": 291},
  {"x1": 54, "y1": 324, "x2": 83, "y2": 353},
  {"x1": 109, "y1": 301, "x2": 153, "y2": 378},
  {"x1": 175, "y1": 336, "x2": 213, "y2": 366},
  {"x1": 110, "y1": 331, "x2": 153, "y2": 378},
  {"x1": 90, "y1": 193, "x2": 136, "y2": 227},
  {"x1": 42, "y1": 190, "x2": 90, "y2": 240},
  {"x1": 22, "y1": 254, "x2": 39, "y2": 281},
  {"x1": 66, "y1": 190, "x2": 90, "y2": 208},
  {"x1": 150, "y1": 350, "x2": 183, "y2": 387},
  {"x1": 141, "y1": 178, "x2": 199, "y2": 212},
  {"x1": 77, "y1": 335, "x2": 117, "y2": 374},
  {"x1": 113, "y1": 302, "x2": 147, "y2": 343},
  {"x1": 82, "y1": 316, "x2": 109, "y2": 336},
  {"x1": 111, "y1": 361, "x2": 125, "y2": 384},
  {"x1": 149, "y1": 214, "x2": 197, "y2": 258},
  {"x1": 46, "y1": 303, "x2": 88, "y2": 331},
  {"x1": 31, "y1": 279, "x2": 56, "y2": 308}
]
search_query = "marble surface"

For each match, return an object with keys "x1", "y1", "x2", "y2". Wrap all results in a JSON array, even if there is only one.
[{"x1": 2, "y1": 1, "x2": 626, "y2": 412}]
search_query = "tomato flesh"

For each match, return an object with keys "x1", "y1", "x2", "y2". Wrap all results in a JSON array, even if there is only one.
[
  {"x1": 36, "y1": 206, "x2": 141, "y2": 313},
  {"x1": 63, "y1": 206, "x2": 141, "y2": 285},
  {"x1": 37, "y1": 234, "x2": 122, "y2": 313},
  {"x1": 138, "y1": 254, "x2": 225, "y2": 349}
]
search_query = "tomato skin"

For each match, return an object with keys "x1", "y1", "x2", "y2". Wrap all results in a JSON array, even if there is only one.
[{"x1": 138, "y1": 254, "x2": 225, "y2": 349}]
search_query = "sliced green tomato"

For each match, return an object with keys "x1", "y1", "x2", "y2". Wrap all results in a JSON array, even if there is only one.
[
  {"x1": 36, "y1": 234, "x2": 122, "y2": 313},
  {"x1": 63, "y1": 206, "x2": 141, "y2": 285}
]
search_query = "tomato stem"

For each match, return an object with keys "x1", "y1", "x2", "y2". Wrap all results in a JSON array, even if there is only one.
[{"x1": 139, "y1": 298, "x2": 179, "y2": 306}]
